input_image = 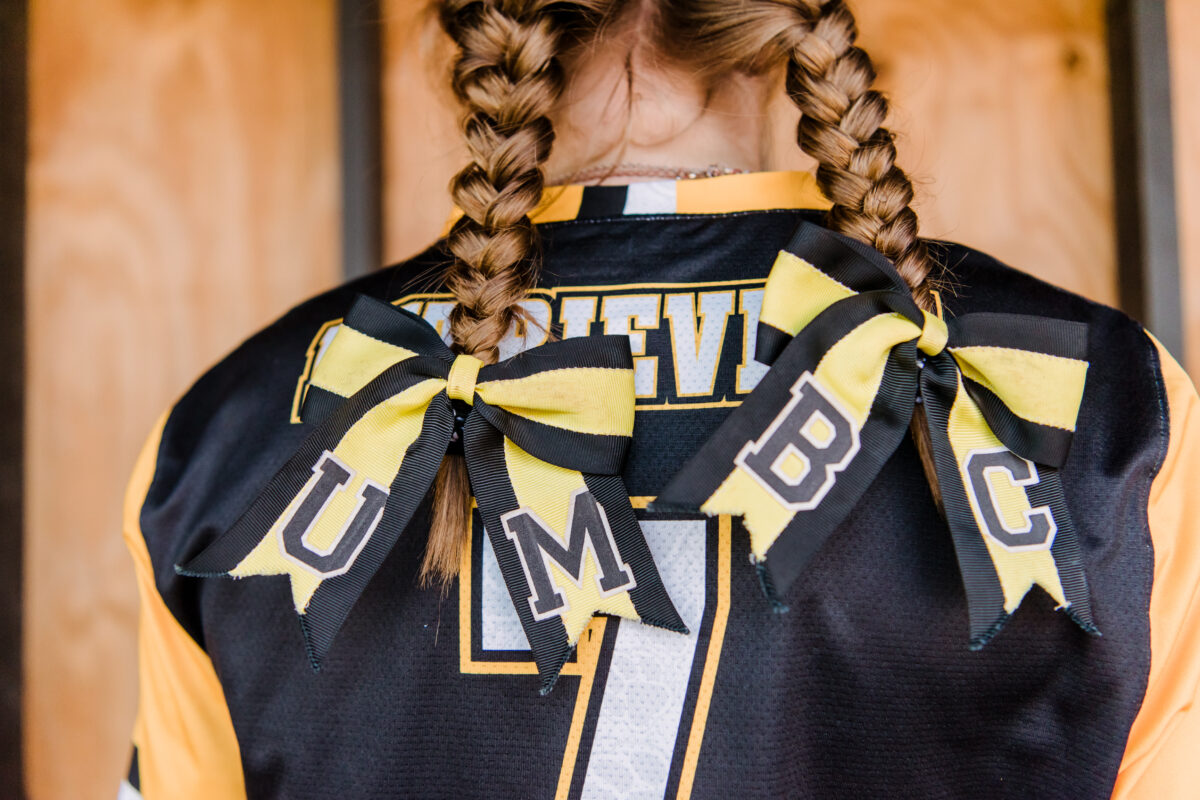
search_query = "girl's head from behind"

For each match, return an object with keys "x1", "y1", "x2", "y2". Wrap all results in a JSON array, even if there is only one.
[{"x1": 424, "y1": 0, "x2": 933, "y2": 584}]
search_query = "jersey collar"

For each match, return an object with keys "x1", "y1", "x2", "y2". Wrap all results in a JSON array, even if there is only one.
[{"x1": 444, "y1": 170, "x2": 831, "y2": 232}]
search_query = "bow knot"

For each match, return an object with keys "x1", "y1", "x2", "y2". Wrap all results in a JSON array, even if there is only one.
[
  {"x1": 655, "y1": 222, "x2": 1098, "y2": 649},
  {"x1": 917, "y1": 309, "x2": 948, "y2": 356},
  {"x1": 446, "y1": 353, "x2": 482, "y2": 404},
  {"x1": 179, "y1": 294, "x2": 685, "y2": 693}
]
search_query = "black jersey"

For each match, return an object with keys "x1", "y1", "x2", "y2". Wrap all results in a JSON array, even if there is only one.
[{"x1": 121, "y1": 172, "x2": 1200, "y2": 799}]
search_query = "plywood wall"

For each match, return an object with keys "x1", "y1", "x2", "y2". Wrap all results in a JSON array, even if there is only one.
[
  {"x1": 381, "y1": 0, "x2": 1116, "y2": 307},
  {"x1": 856, "y1": 0, "x2": 1115, "y2": 306},
  {"x1": 24, "y1": 0, "x2": 1172, "y2": 795},
  {"x1": 381, "y1": 0, "x2": 462, "y2": 264},
  {"x1": 1169, "y1": 0, "x2": 1200, "y2": 376},
  {"x1": 25, "y1": 1, "x2": 340, "y2": 797}
]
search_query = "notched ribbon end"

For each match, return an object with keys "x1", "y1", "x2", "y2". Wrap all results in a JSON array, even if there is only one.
[
  {"x1": 753, "y1": 558, "x2": 790, "y2": 614},
  {"x1": 642, "y1": 613, "x2": 690, "y2": 637},
  {"x1": 538, "y1": 650, "x2": 575, "y2": 696},
  {"x1": 969, "y1": 593, "x2": 1100, "y2": 651},
  {"x1": 967, "y1": 613, "x2": 1013, "y2": 652},
  {"x1": 297, "y1": 615, "x2": 327, "y2": 674},
  {"x1": 174, "y1": 558, "x2": 234, "y2": 581},
  {"x1": 968, "y1": 605, "x2": 1099, "y2": 652},
  {"x1": 538, "y1": 611, "x2": 691, "y2": 696},
  {"x1": 1062, "y1": 605, "x2": 1102, "y2": 638}
]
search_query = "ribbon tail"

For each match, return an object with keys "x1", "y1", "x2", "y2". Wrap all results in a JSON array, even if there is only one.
[
  {"x1": 296, "y1": 396, "x2": 457, "y2": 664},
  {"x1": 1020, "y1": 464, "x2": 1097, "y2": 635},
  {"x1": 920, "y1": 361, "x2": 1099, "y2": 648},
  {"x1": 465, "y1": 415, "x2": 686, "y2": 695},
  {"x1": 656, "y1": 333, "x2": 920, "y2": 601},
  {"x1": 584, "y1": 473, "x2": 688, "y2": 635},
  {"x1": 178, "y1": 390, "x2": 456, "y2": 668}
]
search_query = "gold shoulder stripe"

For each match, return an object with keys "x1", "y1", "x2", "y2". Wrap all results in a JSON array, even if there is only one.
[{"x1": 675, "y1": 170, "x2": 830, "y2": 215}]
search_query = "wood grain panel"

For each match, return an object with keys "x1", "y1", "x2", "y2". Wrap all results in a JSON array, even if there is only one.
[
  {"x1": 382, "y1": 0, "x2": 462, "y2": 264},
  {"x1": 855, "y1": 0, "x2": 1115, "y2": 306},
  {"x1": 25, "y1": 1, "x2": 339, "y2": 797},
  {"x1": 382, "y1": 0, "x2": 1114, "y2": 306},
  {"x1": 1169, "y1": 0, "x2": 1200, "y2": 376}
]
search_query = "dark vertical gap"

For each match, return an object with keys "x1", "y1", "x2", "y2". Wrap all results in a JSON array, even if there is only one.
[
  {"x1": 338, "y1": 0, "x2": 384, "y2": 280},
  {"x1": 0, "y1": 2, "x2": 26, "y2": 797},
  {"x1": 1107, "y1": 0, "x2": 1185, "y2": 360}
]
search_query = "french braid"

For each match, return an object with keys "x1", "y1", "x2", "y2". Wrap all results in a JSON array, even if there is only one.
[
  {"x1": 779, "y1": 0, "x2": 941, "y2": 496},
  {"x1": 661, "y1": 0, "x2": 935, "y2": 306},
  {"x1": 427, "y1": 0, "x2": 606, "y2": 585},
  {"x1": 781, "y1": 0, "x2": 942, "y2": 498},
  {"x1": 662, "y1": 0, "x2": 943, "y2": 499},
  {"x1": 783, "y1": 0, "x2": 934, "y2": 306},
  {"x1": 426, "y1": 0, "x2": 943, "y2": 584}
]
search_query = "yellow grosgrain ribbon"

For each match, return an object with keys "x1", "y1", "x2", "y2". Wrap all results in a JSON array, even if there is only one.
[
  {"x1": 232, "y1": 377, "x2": 445, "y2": 613},
  {"x1": 310, "y1": 330, "x2": 634, "y2": 439},
  {"x1": 446, "y1": 354, "x2": 483, "y2": 403},
  {"x1": 760, "y1": 250, "x2": 855, "y2": 336},
  {"x1": 917, "y1": 310, "x2": 948, "y2": 356},
  {"x1": 654, "y1": 220, "x2": 1097, "y2": 648},
  {"x1": 181, "y1": 294, "x2": 684, "y2": 694}
]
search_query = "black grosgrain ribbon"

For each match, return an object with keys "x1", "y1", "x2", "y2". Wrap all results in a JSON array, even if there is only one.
[
  {"x1": 653, "y1": 222, "x2": 1098, "y2": 648},
  {"x1": 179, "y1": 294, "x2": 685, "y2": 693}
]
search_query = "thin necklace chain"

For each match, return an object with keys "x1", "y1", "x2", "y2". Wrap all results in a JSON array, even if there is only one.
[{"x1": 547, "y1": 162, "x2": 750, "y2": 186}]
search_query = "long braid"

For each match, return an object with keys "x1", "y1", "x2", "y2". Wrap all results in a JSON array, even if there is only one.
[
  {"x1": 441, "y1": 0, "x2": 564, "y2": 361},
  {"x1": 660, "y1": 0, "x2": 934, "y2": 305},
  {"x1": 781, "y1": 0, "x2": 942, "y2": 499},
  {"x1": 782, "y1": 0, "x2": 941, "y2": 500},
  {"x1": 783, "y1": 0, "x2": 933, "y2": 307},
  {"x1": 427, "y1": 0, "x2": 604, "y2": 585},
  {"x1": 661, "y1": 0, "x2": 942, "y2": 499},
  {"x1": 426, "y1": 0, "x2": 943, "y2": 585}
]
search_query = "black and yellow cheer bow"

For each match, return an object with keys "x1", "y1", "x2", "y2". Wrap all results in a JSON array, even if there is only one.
[
  {"x1": 654, "y1": 222, "x2": 1098, "y2": 648},
  {"x1": 180, "y1": 294, "x2": 685, "y2": 692}
]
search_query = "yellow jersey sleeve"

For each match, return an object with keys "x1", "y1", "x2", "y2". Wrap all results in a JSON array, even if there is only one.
[
  {"x1": 123, "y1": 411, "x2": 246, "y2": 800},
  {"x1": 1114, "y1": 338, "x2": 1200, "y2": 798}
]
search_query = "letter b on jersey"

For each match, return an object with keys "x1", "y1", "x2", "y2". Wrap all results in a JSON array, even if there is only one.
[{"x1": 736, "y1": 372, "x2": 859, "y2": 511}]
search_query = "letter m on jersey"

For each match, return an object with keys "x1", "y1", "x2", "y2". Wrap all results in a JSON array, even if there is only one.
[
  {"x1": 735, "y1": 371, "x2": 860, "y2": 511},
  {"x1": 501, "y1": 488, "x2": 637, "y2": 621}
]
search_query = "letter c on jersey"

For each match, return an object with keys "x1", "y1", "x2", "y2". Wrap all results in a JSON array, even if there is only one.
[
  {"x1": 280, "y1": 451, "x2": 389, "y2": 577},
  {"x1": 735, "y1": 372, "x2": 859, "y2": 511},
  {"x1": 963, "y1": 448, "x2": 1057, "y2": 553}
]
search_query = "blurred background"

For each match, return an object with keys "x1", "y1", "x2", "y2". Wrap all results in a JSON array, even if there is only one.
[{"x1": 2, "y1": 0, "x2": 1198, "y2": 796}]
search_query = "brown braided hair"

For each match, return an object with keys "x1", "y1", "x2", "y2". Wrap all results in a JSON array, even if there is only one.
[
  {"x1": 426, "y1": 0, "x2": 940, "y2": 585},
  {"x1": 658, "y1": 0, "x2": 935, "y2": 307},
  {"x1": 426, "y1": 0, "x2": 611, "y2": 585},
  {"x1": 656, "y1": 0, "x2": 942, "y2": 499}
]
